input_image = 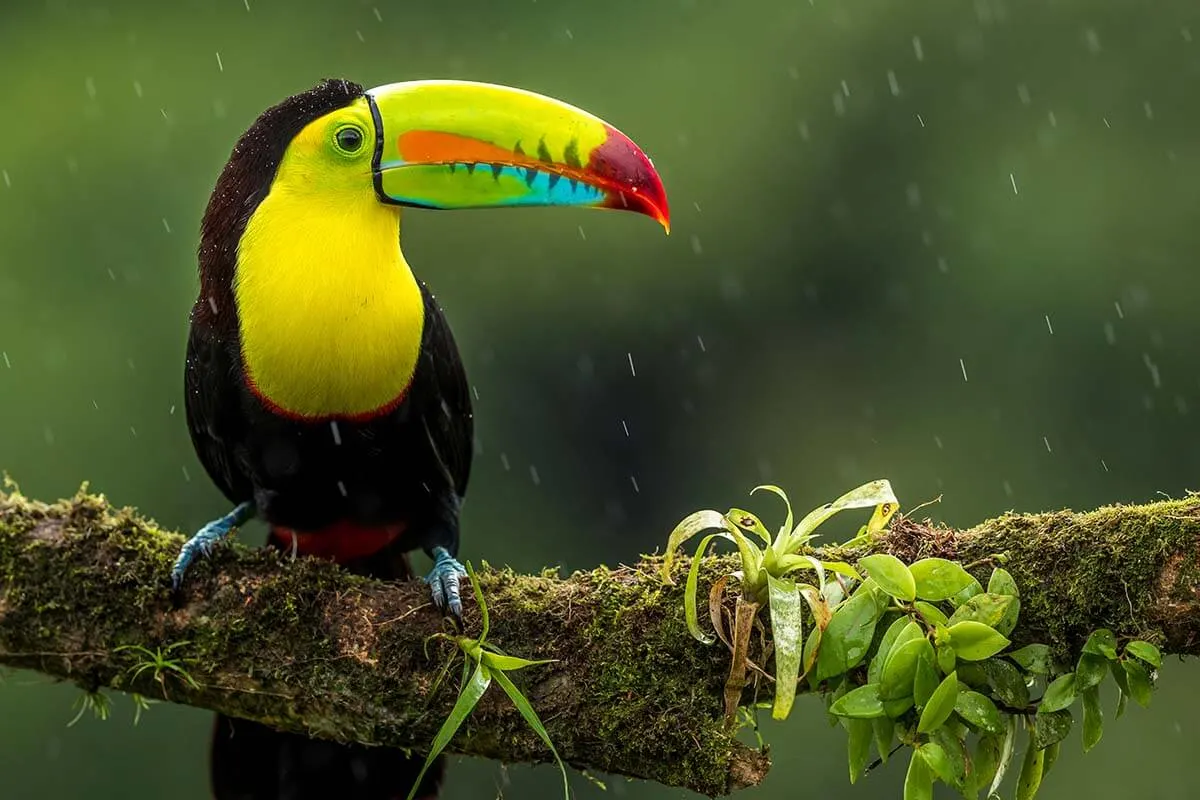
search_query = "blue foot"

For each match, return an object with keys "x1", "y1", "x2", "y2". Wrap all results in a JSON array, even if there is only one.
[
  {"x1": 171, "y1": 501, "x2": 255, "y2": 590},
  {"x1": 424, "y1": 546, "x2": 467, "y2": 617}
]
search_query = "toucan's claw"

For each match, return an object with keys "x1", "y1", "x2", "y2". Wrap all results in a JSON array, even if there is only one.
[
  {"x1": 171, "y1": 501, "x2": 256, "y2": 590},
  {"x1": 425, "y1": 546, "x2": 467, "y2": 618}
]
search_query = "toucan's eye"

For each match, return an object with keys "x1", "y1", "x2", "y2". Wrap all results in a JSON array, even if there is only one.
[{"x1": 334, "y1": 125, "x2": 365, "y2": 155}]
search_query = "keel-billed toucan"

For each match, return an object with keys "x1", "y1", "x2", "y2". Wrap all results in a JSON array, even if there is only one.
[{"x1": 172, "y1": 78, "x2": 668, "y2": 799}]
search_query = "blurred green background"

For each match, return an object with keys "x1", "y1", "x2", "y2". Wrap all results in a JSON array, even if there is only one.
[{"x1": 2, "y1": 0, "x2": 1199, "y2": 797}]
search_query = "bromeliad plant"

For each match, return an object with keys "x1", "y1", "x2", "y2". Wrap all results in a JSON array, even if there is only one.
[
  {"x1": 406, "y1": 563, "x2": 570, "y2": 800},
  {"x1": 663, "y1": 480, "x2": 1164, "y2": 800},
  {"x1": 661, "y1": 479, "x2": 899, "y2": 721}
]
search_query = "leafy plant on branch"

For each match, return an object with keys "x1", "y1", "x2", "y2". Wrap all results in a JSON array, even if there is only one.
[
  {"x1": 406, "y1": 563, "x2": 569, "y2": 800},
  {"x1": 662, "y1": 480, "x2": 1165, "y2": 800}
]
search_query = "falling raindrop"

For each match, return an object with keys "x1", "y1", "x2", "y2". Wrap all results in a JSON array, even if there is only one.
[
  {"x1": 696, "y1": 335, "x2": 706, "y2": 352},
  {"x1": 621, "y1": 420, "x2": 629, "y2": 437},
  {"x1": 162, "y1": 218, "x2": 171, "y2": 233},
  {"x1": 1045, "y1": 315, "x2": 1054, "y2": 335},
  {"x1": 887, "y1": 70, "x2": 900, "y2": 96},
  {"x1": 1, "y1": 170, "x2": 9, "y2": 188},
  {"x1": 912, "y1": 36, "x2": 924, "y2": 61},
  {"x1": 337, "y1": 481, "x2": 348, "y2": 496},
  {"x1": 530, "y1": 465, "x2": 541, "y2": 485},
  {"x1": 1103, "y1": 322, "x2": 1116, "y2": 344},
  {"x1": 933, "y1": 435, "x2": 943, "y2": 449},
  {"x1": 215, "y1": 52, "x2": 224, "y2": 72},
  {"x1": 1143, "y1": 353, "x2": 1161, "y2": 389},
  {"x1": 627, "y1": 352, "x2": 636, "y2": 376},
  {"x1": 1114, "y1": 301, "x2": 1124, "y2": 319},
  {"x1": 1009, "y1": 173, "x2": 1019, "y2": 195},
  {"x1": 959, "y1": 358, "x2": 968, "y2": 382},
  {"x1": 330, "y1": 421, "x2": 342, "y2": 445},
  {"x1": 182, "y1": 466, "x2": 191, "y2": 482},
  {"x1": 630, "y1": 475, "x2": 640, "y2": 493},
  {"x1": 1043, "y1": 436, "x2": 1052, "y2": 453},
  {"x1": 1, "y1": 352, "x2": 9, "y2": 368},
  {"x1": 1101, "y1": 460, "x2": 1109, "y2": 472},
  {"x1": 500, "y1": 453, "x2": 510, "y2": 471}
]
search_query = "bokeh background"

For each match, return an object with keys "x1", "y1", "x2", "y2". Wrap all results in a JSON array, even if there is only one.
[{"x1": 2, "y1": 0, "x2": 1199, "y2": 797}]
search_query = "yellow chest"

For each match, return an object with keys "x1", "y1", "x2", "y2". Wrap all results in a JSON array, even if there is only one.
[{"x1": 233, "y1": 191, "x2": 425, "y2": 419}]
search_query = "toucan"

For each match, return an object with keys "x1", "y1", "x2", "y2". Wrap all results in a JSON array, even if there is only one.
[{"x1": 169, "y1": 78, "x2": 668, "y2": 799}]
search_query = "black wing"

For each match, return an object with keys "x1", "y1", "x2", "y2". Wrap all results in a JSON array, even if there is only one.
[
  {"x1": 184, "y1": 316, "x2": 255, "y2": 506},
  {"x1": 415, "y1": 282, "x2": 474, "y2": 500}
]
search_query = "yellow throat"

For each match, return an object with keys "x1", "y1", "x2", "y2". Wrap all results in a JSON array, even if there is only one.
[{"x1": 234, "y1": 167, "x2": 424, "y2": 420}]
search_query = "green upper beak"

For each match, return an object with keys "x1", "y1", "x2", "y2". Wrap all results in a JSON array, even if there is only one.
[{"x1": 365, "y1": 80, "x2": 670, "y2": 232}]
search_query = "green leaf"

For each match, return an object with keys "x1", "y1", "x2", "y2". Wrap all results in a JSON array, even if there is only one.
[
  {"x1": 1081, "y1": 685, "x2": 1103, "y2": 753},
  {"x1": 1039, "y1": 674, "x2": 1077, "y2": 713},
  {"x1": 883, "y1": 695, "x2": 915, "y2": 719},
  {"x1": 967, "y1": 733, "x2": 1003, "y2": 798},
  {"x1": 683, "y1": 533, "x2": 724, "y2": 644},
  {"x1": 785, "y1": 479, "x2": 899, "y2": 553},
  {"x1": 936, "y1": 641, "x2": 956, "y2": 675},
  {"x1": 1124, "y1": 660, "x2": 1154, "y2": 707},
  {"x1": 881, "y1": 637, "x2": 926, "y2": 700},
  {"x1": 820, "y1": 560, "x2": 863, "y2": 581},
  {"x1": 404, "y1": 660, "x2": 492, "y2": 800},
  {"x1": 929, "y1": 727, "x2": 968, "y2": 788},
  {"x1": 726, "y1": 508, "x2": 771, "y2": 545},
  {"x1": 947, "y1": 621, "x2": 1011, "y2": 661},
  {"x1": 949, "y1": 578, "x2": 984, "y2": 609},
  {"x1": 981, "y1": 658, "x2": 1030, "y2": 708},
  {"x1": 913, "y1": 644, "x2": 940, "y2": 707},
  {"x1": 1031, "y1": 709, "x2": 1072, "y2": 749},
  {"x1": 986, "y1": 568, "x2": 1021, "y2": 635},
  {"x1": 1009, "y1": 644, "x2": 1053, "y2": 675},
  {"x1": 751, "y1": 484, "x2": 794, "y2": 540},
  {"x1": 914, "y1": 601, "x2": 948, "y2": 627},
  {"x1": 918, "y1": 742, "x2": 957, "y2": 786},
  {"x1": 946, "y1": 593, "x2": 1014, "y2": 629},
  {"x1": 955, "y1": 690, "x2": 1006, "y2": 735},
  {"x1": 1109, "y1": 657, "x2": 1129, "y2": 688},
  {"x1": 661, "y1": 510, "x2": 734, "y2": 583},
  {"x1": 903, "y1": 748, "x2": 934, "y2": 800},
  {"x1": 1043, "y1": 741, "x2": 1061, "y2": 778},
  {"x1": 1082, "y1": 628, "x2": 1118, "y2": 661},
  {"x1": 828, "y1": 683, "x2": 886, "y2": 719},
  {"x1": 1074, "y1": 653, "x2": 1107, "y2": 691},
  {"x1": 918, "y1": 671, "x2": 959, "y2": 733},
  {"x1": 986, "y1": 567, "x2": 1018, "y2": 597},
  {"x1": 1125, "y1": 640, "x2": 1163, "y2": 669},
  {"x1": 858, "y1": 554, "x2": 916, "y2": 601},
  {"x1": 766, "y1": 573, "x2": 804, "y2": 720},
  {"x1": 1016, "y1": 739, "x2": 1045, "y2": 800},
  {"x1": 815, "y1": 589, "x2": 886, "y2": 680},
  {"x1": 910, "y1": 558, "x2": 976, "y2": 601},
  {"x1": 869, "y1": 616, "x2": 913, "y2": 685},
  {"x1": 802, "y1": 627, "x2": 822, "y2": 684},
  {"x1": 480, "y1": 651, "x2": 556, "y2": 672},
  {"x1": 490, "y1": 667, "x2": 571, "y2": 800},
  {"x1": 847, "y1": 718, "x2": 872, "y2": 784},
  {"x1": 872, "y1": 717, "x2": 894, "y2": 763}
]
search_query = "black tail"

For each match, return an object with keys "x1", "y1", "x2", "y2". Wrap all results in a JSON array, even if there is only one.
[
  {"x1": 210, "y1": 537, "x2": 442, "y2": 800},
  {"x1": 210, "y1": 714, "x2": 444, "y2": 800}
]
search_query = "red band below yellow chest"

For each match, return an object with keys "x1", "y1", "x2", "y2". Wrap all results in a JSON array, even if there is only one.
[{"x1": 268, "y1": 520, "x2": 407, "y2": 563}]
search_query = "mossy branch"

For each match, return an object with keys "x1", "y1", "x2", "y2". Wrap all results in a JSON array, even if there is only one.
[{"x1": 1, "y1": 487, "x2": 1199, "y2": 797}]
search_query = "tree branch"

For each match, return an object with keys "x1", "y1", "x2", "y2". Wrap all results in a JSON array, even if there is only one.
[{"x1": 1, "y1": 486, "x2": 1199, "y2": 797}]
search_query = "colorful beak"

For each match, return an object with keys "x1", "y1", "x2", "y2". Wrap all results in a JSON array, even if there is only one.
[{"x1": 365, "y1": 80, "x2": 669, "y2": 232}]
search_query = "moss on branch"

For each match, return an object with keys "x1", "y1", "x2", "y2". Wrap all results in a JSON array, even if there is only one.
[{"x1": 0, "y1": 486, "x2": 1198, "y2": 797}]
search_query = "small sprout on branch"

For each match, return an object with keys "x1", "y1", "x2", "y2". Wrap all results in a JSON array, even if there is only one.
[{"x1": 406, "y1": 563, "x2": 568, "y2": 800}]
